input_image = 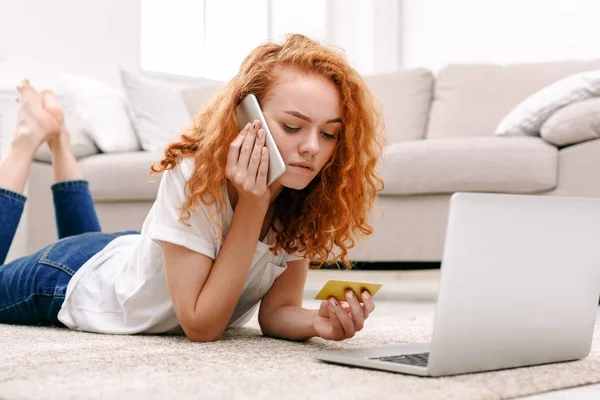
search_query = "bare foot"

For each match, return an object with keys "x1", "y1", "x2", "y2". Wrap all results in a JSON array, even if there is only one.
[
  {"x1": 12, "y1": 80, "x2": 61, "y2": 155},
  {"x1": 40, "y1": 90, "x2": 70, "y2": 152}
]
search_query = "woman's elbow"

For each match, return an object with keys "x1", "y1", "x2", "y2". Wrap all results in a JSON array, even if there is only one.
[
  {"x1": 181, "y1": 317, "x2": 223, "y2": 342},
  {"x1": 258, "y1": 316, "x2": 277, "y2": 338},
  {"x1": 187, "y1": 331, "x2": 222, "y2": 343}
]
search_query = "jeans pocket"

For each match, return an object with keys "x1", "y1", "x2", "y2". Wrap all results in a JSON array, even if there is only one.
[
  {"x1": 33, "y1": 232, "x2": 117, "y2": 323},
  {"x1": 37, "y1": 232, "x2": 119, "y2": 278}
]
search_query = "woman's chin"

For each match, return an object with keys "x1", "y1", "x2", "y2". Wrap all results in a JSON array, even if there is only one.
[{"x1": 277, "y1": 175, "x2": 312, "y2": 190}]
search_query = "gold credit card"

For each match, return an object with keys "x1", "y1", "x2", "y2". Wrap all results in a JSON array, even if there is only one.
[{"x1": 314, "y1": 280, "x2": 383, "y2": 301}]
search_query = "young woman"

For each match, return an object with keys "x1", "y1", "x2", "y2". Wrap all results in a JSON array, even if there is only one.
[{"x1": 0, "y1": 34, "x2": 385, "y2": 342}]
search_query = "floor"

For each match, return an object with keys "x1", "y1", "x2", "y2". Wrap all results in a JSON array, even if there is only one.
[{"x1": 304, "y1": 269, "x2": 600, "y2": 400}]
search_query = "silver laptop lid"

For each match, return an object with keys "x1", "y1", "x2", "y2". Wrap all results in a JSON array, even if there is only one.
[{"x1": 428, "y1": 192, "x2": 600, "y2": 376}]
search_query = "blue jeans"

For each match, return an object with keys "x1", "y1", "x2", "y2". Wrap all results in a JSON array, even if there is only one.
[{"x1": 0, "y1": 181, "x2": 138, "y2": 327}]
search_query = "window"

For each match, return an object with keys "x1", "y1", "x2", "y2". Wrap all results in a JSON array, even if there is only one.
[
  {"x1": 141, "y1": 0, "x2": 326, "y2": 81},
  {"x1": 270, "y1": 0, "x2": 327, "y2": 43},
  {"x1": 202, "y1": 0, "x2": 269, "y2": 80},
  {"x1": 141, "y1": 0, "x2": 401, "y2": 79}
]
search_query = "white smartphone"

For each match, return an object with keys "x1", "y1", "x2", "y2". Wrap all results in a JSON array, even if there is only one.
[{"x1": 236, "y1": 94, "x2": 286, "y2": 186}]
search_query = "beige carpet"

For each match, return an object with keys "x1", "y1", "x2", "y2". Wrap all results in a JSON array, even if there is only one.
[{"x1": 1, "y1": 300, "x2": 599, "y2": 400}]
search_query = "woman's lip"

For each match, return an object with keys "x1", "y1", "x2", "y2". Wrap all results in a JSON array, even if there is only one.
[{"x1": 289, "y1": 164, "x2": 314, "y2": 172}]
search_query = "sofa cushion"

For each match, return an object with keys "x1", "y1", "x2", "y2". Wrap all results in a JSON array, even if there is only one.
[
  {"x1": 120, "y1": 69, "x2": 191, "y2": 151},
  {"x1": 181, "y1": 80, "x2": 226, "y2": 116},
  {"x1": 379, "y1": 137, "x2": 558, "y2": 195},
  {"x1": 180, "y1": 70, "x2": 435, "y2": 143},
  {"x1": 540, "y1": 98, "x2": 600, "y2": 147},
  {"x1": 495, "y1": 70, "x2": 600, "y2": 137},
  {"x1": 427, "y1": 59, "x2": 600, "y2": 139},
  {"x1": 364, "y1": 68, "x2": 434, "y2": 142},
  {"x1": 80, "y1": 151, "x2": 164, "y2": 201},
  {"x1": 56, "y1": 74, "x2": 141, "y2": 153},
  {"x1": 545, "y1": 138, "x2": 600, "y2": 197}
]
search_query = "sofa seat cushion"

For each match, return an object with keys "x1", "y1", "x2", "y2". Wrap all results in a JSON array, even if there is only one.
[
  {"x1": 80, "y1": 151, "x2": 164, "y2": 202},
  {"x1": 379, "y1": 137, "x2": 558, "y2": 195}
]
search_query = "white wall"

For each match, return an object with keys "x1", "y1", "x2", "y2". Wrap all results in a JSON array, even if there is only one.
[
  {"x1": 402, "y1": 0, "x2": 600, "y2": 72},
  {"x1": 0, "y1": 0, "x2": 141, "y2": 88},
  {"x1": 0, "y1": 0, "x2": 141, "y2": 262}
]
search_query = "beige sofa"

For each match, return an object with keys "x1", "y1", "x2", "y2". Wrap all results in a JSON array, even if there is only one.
[{"x1": 26, "y1": 59, "x2": 600, "y2": 262}]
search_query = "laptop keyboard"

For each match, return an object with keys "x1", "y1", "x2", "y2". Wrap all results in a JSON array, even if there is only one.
[{"x1": 370, "y1": 352, "x2": 429, "y2": 367}]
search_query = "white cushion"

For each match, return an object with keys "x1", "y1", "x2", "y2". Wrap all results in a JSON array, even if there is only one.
[
  {"x1": 120, "y1": 69, "x2": 191, "y2": 151},
  {"x1": 56, "y1": 74, "x2": 140, "y2": 153},
  {"x1": 495, "y1": 70, "x2": 600, "y2": 137},
  {"x1": 34, "y1": 92, "x2": 99, "y2": 162}
]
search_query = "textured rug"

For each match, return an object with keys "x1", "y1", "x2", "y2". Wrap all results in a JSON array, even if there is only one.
[{"x1": 1, "y1": 301, "x2": 599, "y2": 400}]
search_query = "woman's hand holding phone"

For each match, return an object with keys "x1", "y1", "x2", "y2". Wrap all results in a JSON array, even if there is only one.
[{"x1": 226, "y1": 119, "x2": 270, "y2": 205}]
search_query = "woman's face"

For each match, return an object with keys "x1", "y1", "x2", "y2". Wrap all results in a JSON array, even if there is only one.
[{"x1": 261, "y1": 68, "x2": 342, "y2": 190}]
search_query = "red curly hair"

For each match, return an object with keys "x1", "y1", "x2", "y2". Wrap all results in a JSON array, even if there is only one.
[{"x1": 151, "y1": 34, "x2": 386, "y2": 268}]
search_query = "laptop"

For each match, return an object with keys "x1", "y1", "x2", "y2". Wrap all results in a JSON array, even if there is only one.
[{"x1": 315, "y1": 192, "x2": 600, "y2": 377}]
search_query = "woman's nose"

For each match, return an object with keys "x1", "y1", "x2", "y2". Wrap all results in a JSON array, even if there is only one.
[{"x1": 300, "y1": 129, "x2": 320, "y2": 155}]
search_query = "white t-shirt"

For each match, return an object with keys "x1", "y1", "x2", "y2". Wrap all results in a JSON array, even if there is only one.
[{"x1": 58, "y1": 158, "x2": 302, "y2": 334}]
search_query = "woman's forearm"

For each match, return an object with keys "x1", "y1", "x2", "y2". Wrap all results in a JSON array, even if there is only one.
[
  {"x1": 260, "y1": 306, "x2": 319, "y2": 341},
  {"x1": 190, "y1": 199, "x2": 268, "y2": 341}
]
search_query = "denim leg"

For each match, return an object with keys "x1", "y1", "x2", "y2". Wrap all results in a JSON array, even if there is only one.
[
  {"x1": 51, "y1": 180, "x2": 101, "y2": 239},
  {"x1": 0, "y1": 246, "x2": 55, "y2": 326},
  {"x1": 0, "y1": 188, "x2": 27, "y2": 265},
  {"x1": 0, "y1": 231, "x2": 136, "y2": 326}
]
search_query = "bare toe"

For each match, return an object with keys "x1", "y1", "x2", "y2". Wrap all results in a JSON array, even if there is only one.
[
  {"x1": 17, "y1": 79, "x2": 39, "y2": 105},
  {"x1": 16, "y1": 79, "x2": 30, "y2": 92}
]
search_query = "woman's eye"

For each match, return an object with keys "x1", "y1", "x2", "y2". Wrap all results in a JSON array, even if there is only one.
[
  {"x1": 322, "y1": 132, "x2": 337, "y2": 140},
  {"x1": 282, "y1": 124, "x2": 301, "y2": 133}
]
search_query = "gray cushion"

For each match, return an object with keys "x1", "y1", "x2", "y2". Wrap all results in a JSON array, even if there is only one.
[
  {"x1": 540, "y1": 97, "x2": 600, "y2": 147},
  {"x1": 379, "y1": 137, "x2": 558, "y2": 195}
]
